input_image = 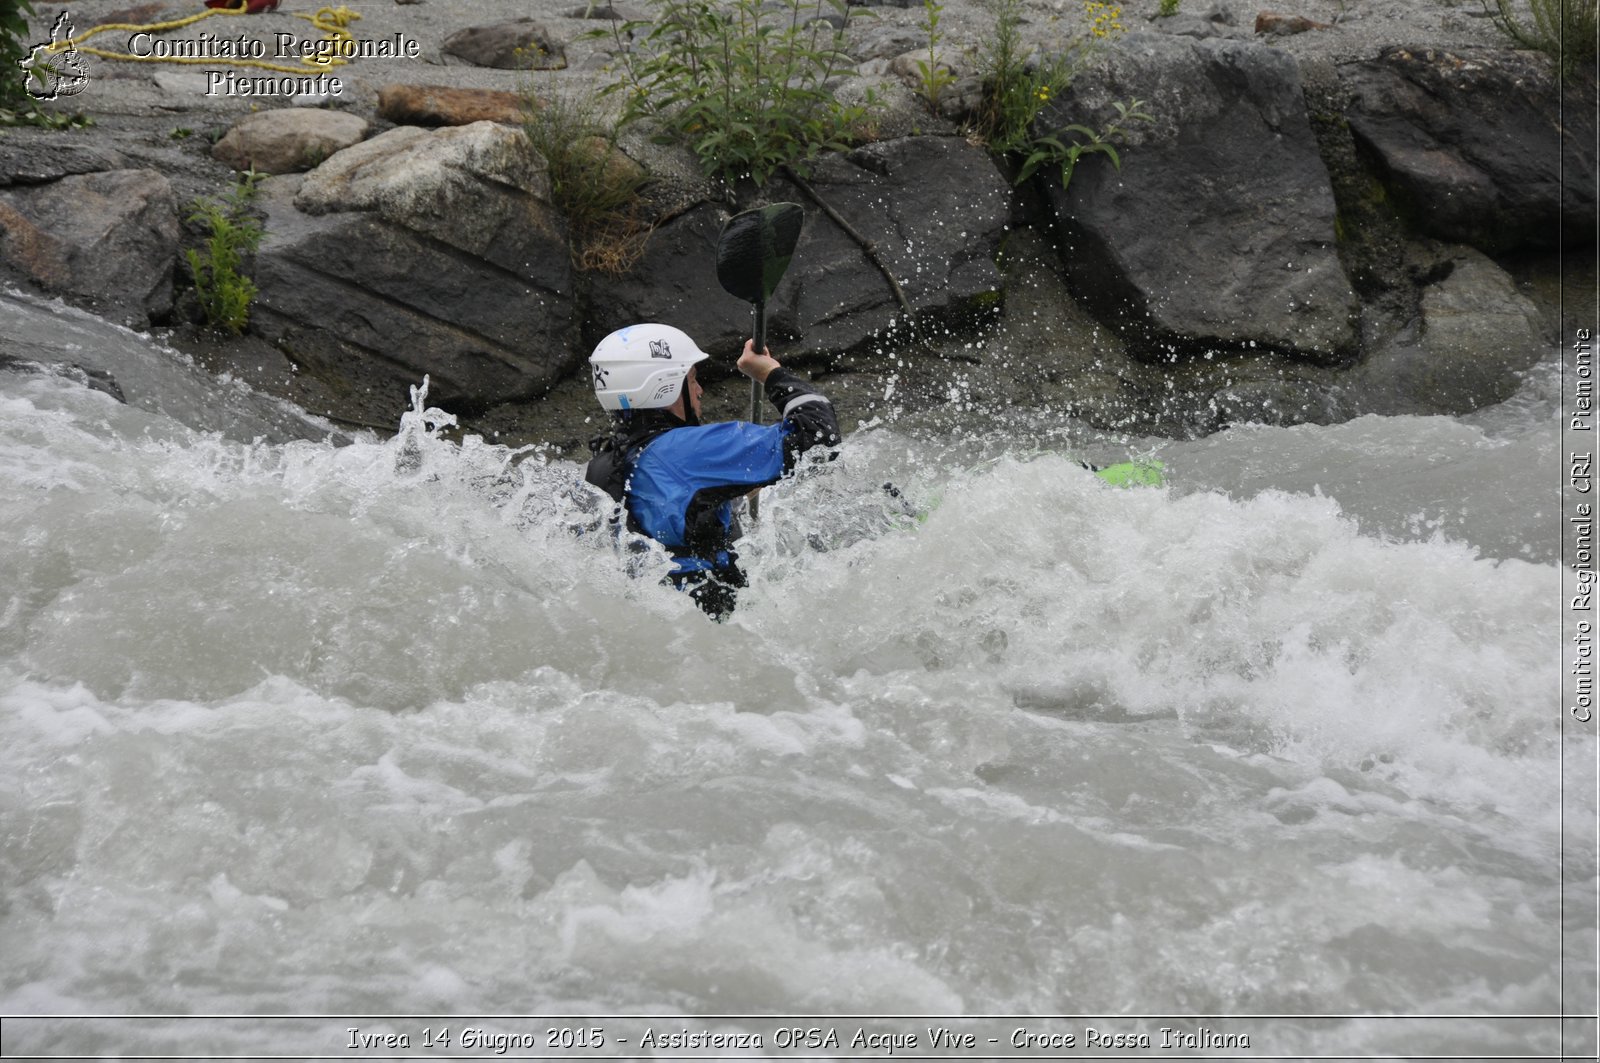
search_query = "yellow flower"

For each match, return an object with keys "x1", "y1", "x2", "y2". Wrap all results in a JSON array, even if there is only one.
[
  {"x1": 1084, "y1": 0, "x2": 1124, "y2": 38},
  {"x1": 1035, "y1": 86, "x2": 1050, "y2": 101}
]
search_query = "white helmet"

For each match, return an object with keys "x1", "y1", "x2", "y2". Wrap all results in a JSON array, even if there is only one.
[{"x1": 588, "y1": 323, "x2": 711, "y2": 412}]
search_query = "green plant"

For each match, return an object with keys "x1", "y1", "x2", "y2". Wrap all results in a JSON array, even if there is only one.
[
  {"x1": 1015, "y1": 96, "x2": 1152, "y2": 187},
  {"x1": 0, "y1": 103, "x2": 92, "y2": 129},
  {"x1": 1484, "y1": 0, "x2": 1597, "y2": 78},
  {"x1": 596, "y1": 0, "x2": 871, "y2": 187},
  {"x1": 186, "y1": 176, "x2": 266, "y2": 335},
  {"x1": 914, "y1": 0, "x2": 958, "y2": 113},
  {"x1": 0, "y1": 0, "x2": 38, "y2": 110},
  {"x1": 1, "y1": 3, "x2": 94, "y2": 130},
  {"x1": 971, "y1": 0, "x2": 1089, "y2": 154},
  {"x1": 521, "y1": 88, "x2": 651, "y2": 273},
  {"x1": 972, "y1": 0, "x2": 1148, "y2": 191},
  {"x1": 1158, "y1": 0, "x2": 1181, "y2": 16}
]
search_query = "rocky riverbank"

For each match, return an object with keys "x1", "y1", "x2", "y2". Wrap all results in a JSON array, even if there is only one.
[{"x1": 1, "y1": 0, "x2": 1594, "y2": 448}]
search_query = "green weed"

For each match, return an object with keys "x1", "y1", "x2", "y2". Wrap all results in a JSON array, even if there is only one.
[
  {"x1": 1015, "y1": 97, "x2": 1152, "y2": 188},
  {"x1": 914, "y1": 0, "x2": 958, "y2": 113},
  {"x1": 971, "y1": 0, "x2": 1087, "y2": 154},
  {"x1": 0, "y1": 0, "x2": 39, "y2": 111},
  {"x1": 1, "y1": 1, "x2": 93, "y2": 129},
  {"x1": 0, "y1": 103, "x2": 92, "y2": 129},
  {"x1": 595, "y1": 0, "x2": 871, "y2": 187},
  {"x1": 520, "y1": 88, "x2": 651, "y2": 273},
  {"x1": 186, "y1": 175, "x2": 265, "y2": 335},
  {"x1": 972, "y1": 0, "x2": 1150, "y2": 191},
  {"x1": 1484, "y1": 0, "x2": 1597, "y2": 78}
]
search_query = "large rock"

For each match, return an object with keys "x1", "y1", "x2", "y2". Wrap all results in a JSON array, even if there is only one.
[
  {"x1": 294, "y1": 123, "x2": 550, "y2": 254},
  {"x1": 0, "y1": 141, "x2": 128, "y2": 185},
  {"x1": 588, "y1": 136, "x2": 1010, "y2": 359},
  {"x1": 0, "y1": 168, "x2": 178, "y2": 326},
  {"x1": 781, "y1": 136, "x2": 1010, "y2": 351},
  {"x1": 1039, "y1": 33, "x2": 1359, "y2": 363},
  {"x1": 212, "y1": 108, "x2": 370, "y2": 174},
  {"x1": 252, "y1": 123, "x2": 574, "y2": 408},
  {"x1": 442, "y1": 19, "x2": 567, "y2": 70},
  {"x1": 1345, "y1": 248, "x2": 1550, "y2": 415},
  {"x1": 1342, "y1": 46, "x2": 1597, "y2": 253}
]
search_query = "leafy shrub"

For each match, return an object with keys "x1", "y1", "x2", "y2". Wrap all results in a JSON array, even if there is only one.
[
  {"x1": 597, "y1": 0, "x2": 871, "y2": 187},
  {"x1": 186, "y1": 176, "x2": 265, "y2": 335},
  {"x1": 1485, "y1": 0, "x2": 1597, "y2": 78},
  {"x1": 1015, "y1": 97, "x2": 1151, "y2": 187}
]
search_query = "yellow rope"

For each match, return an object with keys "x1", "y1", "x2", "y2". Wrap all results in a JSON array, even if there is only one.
[{"x1": 48, "y1": 4, "x2": 362, "y2": 77}]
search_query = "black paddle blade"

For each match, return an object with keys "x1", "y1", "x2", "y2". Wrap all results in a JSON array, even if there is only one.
[{"x1": 716, "y1": 202, "x2": 805, "y2": 306}]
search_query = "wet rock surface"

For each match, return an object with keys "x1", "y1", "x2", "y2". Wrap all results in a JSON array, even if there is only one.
[
  {"x1": 1042, "y1": 33, "x2": 1359, "y2": 363},
  {"x1": 1341, "y1": 45, "x2": 1598, "y2": 254},
  {"x1": 1346, "y1": 248, "x2": 1551, "y2": 416},
  {"x1": 0, "y1": 168, "x2": 179, "y2": 327}
]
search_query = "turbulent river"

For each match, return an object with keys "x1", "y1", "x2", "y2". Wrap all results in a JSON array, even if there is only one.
[{"x1": 0, "y1": 288, "x2": 1592, "y2": 1058}]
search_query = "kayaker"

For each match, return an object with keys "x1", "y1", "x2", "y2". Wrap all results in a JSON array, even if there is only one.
[{"x1": 583, "y1": 323, "x2": 840, "y2": 619}]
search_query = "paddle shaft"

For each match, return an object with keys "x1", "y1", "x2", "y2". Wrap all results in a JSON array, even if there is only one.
[
  {"x1": 747, "y1": 301, "x2": 766, "y2": 519},
  {"x1": 749, "y1": 302, "x2": 767, "y2": 426}
]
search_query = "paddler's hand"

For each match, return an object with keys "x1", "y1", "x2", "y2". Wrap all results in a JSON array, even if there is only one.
[{"x1": 737, "y1": 340, "x2": 780, "y2": 383}]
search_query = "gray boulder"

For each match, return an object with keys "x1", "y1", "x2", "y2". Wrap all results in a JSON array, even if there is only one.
[
  {"x1": 442, "y1": 19, "x2": 568, "y2": 70},
  {"x1": 1149, "y1": 1, "x2": 1250, "y2": 41},
  {"x1": 586, "y1": 136, "x2": 1010, "y2": 360},
  {"x1": 0, "y1": 169, "x2": 179, "y2": 327},
  {"x1": 212, "y1": 109, "x2": 370, "y2": 175},
  {"x1": 780, "y1": 136, "x2": 1011, "y2": 352},
  {"x1": 252, "y1": 123, "x2": 575, "y2": 408},
  {"x1": 1342, "y1": 46, "x2": 1597, "y2": 253},
  {"x1": 294, "y1": 123, "x2": 550, "y2": 243},
  {"x1": 1038, "y1": 33, "x2": 1358, "y2": 363}
]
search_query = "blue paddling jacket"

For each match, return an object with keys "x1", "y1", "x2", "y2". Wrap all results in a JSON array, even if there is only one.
[{"x1": 584, "y1": 367, "x2": 840, "y2": 617}]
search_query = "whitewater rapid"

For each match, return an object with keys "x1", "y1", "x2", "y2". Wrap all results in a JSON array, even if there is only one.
[{"x1": 0, "y1": 290, "x2": 1590, "y2": 1056}]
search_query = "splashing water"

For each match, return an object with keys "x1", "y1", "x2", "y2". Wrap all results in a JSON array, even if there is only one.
[{"x1": 0, "y1": 291, "x2": 1588, "y2": 1055}]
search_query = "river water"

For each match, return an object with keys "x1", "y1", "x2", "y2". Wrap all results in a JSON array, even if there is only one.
[{"x1": 0, "y1": 288, "x2": 1591, "y2": 1057}]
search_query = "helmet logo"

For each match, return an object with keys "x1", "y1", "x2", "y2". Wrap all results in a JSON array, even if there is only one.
[
  {"x1": 592, "y1": 364, "x2": 609, "y2": 388},
  {"x1": 649, "y1": 339, "x2": 673, "y2": 359}
]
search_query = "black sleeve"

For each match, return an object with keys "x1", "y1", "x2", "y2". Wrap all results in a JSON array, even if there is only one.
[
  {"x1": 764, "y1": 367, "x2": 841, "y2": 471},
  {"x1": 583, "y1": 447, "x2": 628, "y2": 503}
]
